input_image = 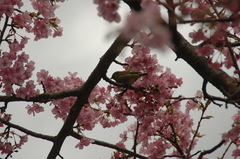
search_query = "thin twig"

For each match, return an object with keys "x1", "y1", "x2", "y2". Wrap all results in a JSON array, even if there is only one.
[
  {"x1": 197, "y1": 140, "x2": 225, "y2": 159},
  {"x1": 202, "y1": 80, "x2": 240, "y2": 108},
  {"x1": 221, "y1": 141, "x2": 233, "y2": 159},
  {"x1": 132, "y1": 120, "x2": 140, "y2": 157},
  {"x1": 223, "y1": 34, "x2": 240, "y2": 77},
  {"x1": 166, "y1": 123, "x2": 185, "y2": 156},
  {"x1": 113, "y1": 59, "x2": 128, "y2": 66},
  {"x1": 187, "y1": 101, "x2": 208, "y2": 156},
  {"x1": 0, "y1": 15, "x2": 9, "y2": 45}
]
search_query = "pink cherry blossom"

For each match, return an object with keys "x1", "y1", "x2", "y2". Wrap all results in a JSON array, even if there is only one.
[
  {"x1": 77, "y1": 106, "x2": 99, "y2": 130},
  {"x1": 75, "y1": 137, "x2": 94, "y2": 150},
  {"x1": 189, "y1": 29, "x2": 207, "y2": 43},
  {"x1": 30, "y1": 0, "x2": 58, "y2": 18},
  {"x1": 141, "y1": 0, "x2": 156, "y2": 9},
  {"x1": 9, "y1": 39, "x2": 22, "y2": 53},
  {"x1": 0, "y1": 55, "x2": 12, "y2": 67},
  {"x1": 190, "y1": 2, "x2": 211, "y2": 20},
  {"x1": 232, "y1": 149, "x2": 240, "y2": 159},
  {"x1": 94, "y1": 0, "x2": 120, "y2": 22},
  {"x1": 0, "y1": 0, "x2": 239, "y2": 158},
  {"x1": 222, "y1": 110, "x2": 240, "y2": 158},
  {"x1": 15, "y1": 80, "x2": 39, "y2": 99},
  {"x1": 211, "y1": 62, "x2": 222, "y2": 69},
  {"x1": 26, "y1": 103, "x2": 44, "y2": 116},
  {"x1": 31, "y1": 18, "x2": 52, "y2": 41},
  {"x1": 185, "y1": 90, "x2": 203, "y2": 114},
  {"x1": 0, "y1": 0, "x2": 23, "y2": 17},
  {"x1": 16, "y1": 135, "x2": 28, "y2": 148},
  {"x1": 119, "y1": 131, "x2": 128, "y2": 143},
  {"x1": 53, "y1": 27, "x2": 63, "y2": 37},
  {"x1": 195, "y1": 44, "x2": 216, "y2": 57},
  {"x1": 17, "y1": 52, "x2": 29, "y2": 63},
  {"x1": 178, "y1": 5, "x2": 194, "y2": 16},
  {"x1": 140, "y1": 138, "x2": 171, "y2": 158},
  {"x1": 2, "y1": 52, "x2": 17, "y2": 61},
  {"x1": 13, "y1": 11, "x2": 32, "y2": 31},
  {"x1": 222, "y1": 47, "x2": 235, "y2": 69},
  {"x1": 0, "y1": 142, "x2": 13, "y2": 155},
  {"x1": 36, "y1": 69, "x2": 49, "y2": 84},
  {"x1": 123, "y1": 3, "x2": 172, "y2": 49}
]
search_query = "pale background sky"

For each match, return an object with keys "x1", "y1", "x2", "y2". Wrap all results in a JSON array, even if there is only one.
[{"x1": 2, "y1": 1, "x2": 238, "y2": 158}]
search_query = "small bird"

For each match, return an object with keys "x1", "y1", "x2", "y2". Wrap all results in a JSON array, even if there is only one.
[{"x1": 111, "y1": 71, "x2": 148, "y2": 85}]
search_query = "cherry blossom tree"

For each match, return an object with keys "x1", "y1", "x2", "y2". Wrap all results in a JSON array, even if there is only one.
[{"x1": 0, "y1": 0, "x2": 240, "y2": 159}]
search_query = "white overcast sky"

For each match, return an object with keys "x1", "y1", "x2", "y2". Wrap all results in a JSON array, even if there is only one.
[{"x1": 1, "y1": 1, "x2": 238, "y2": 158}]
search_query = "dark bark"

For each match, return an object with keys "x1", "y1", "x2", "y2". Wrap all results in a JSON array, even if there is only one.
[
  {"x1": 124, "y1": 0, "x2": 240, "y2": 104},
  {"x1": 47, "y1": 33, "x2": 131, "y2": 158}
]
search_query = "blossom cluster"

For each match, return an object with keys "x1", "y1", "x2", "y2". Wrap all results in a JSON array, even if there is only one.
[
  {"x1": 1, "y1": 0, "x2": 64, "y2": 41},
  {"x1": 36, "y1": 70, "x2": 82, "y2": 120},
  {"x1": 0, "y1": 134, "x2": 28, "y2": 157},
  {"x1": 0, "y1": 38, "x2": 38, "y2": 97},
  {"x1": 0, "y1": 0, "x2": 239, "y2": 158},
  {"x1": 0, "y1": 114, "x2": 28, "y2": 157},
  {"x1": 15, "y1": 1, "x2": 63, "y2": 40},
  {"x1": 123, "y1": 3, "x2": 173, "y2": 49},
  {"x1": 75, "y1": 137, "x2": 94, "y2": 150},
  {"x1": 37, "y1": 70, "x2": 111, "y2": 131},
  {"x1": 0, "y1": 0, "x2": 65, "y2": 99},
  {"x1": 113, "y1": 90, "x2": 205, "y2": 158},
  {"x1": 179, "y1": 0, "x2": 240, "y2": 73},
  {"x1": 94, "y1": 41, "x2": 201, "y2": 158},
  {"x1": 73, "y1": 40, "x2": 190, "y2": 158},
  {"x1": 222, "y1": 110, "x2": 240, "y2": 159},
  {"x1": 93, "y1": 0, "x2": 120, "y2": 22},
  {"x1": 0, "y1": 0, "x2": 23, "y2": 18},
  {"x1": 0, "y1": 0, "x2": 65, "y2": 155}
]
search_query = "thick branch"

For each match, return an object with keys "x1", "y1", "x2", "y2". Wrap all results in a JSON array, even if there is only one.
[
  {"x1": 0, "y1": 118, "x2": 54, "y2": 142},
  {"x1": 0, "y1": 87, "x2": 81, "y2": 103},
  {"x1": 171, "y1": 30, "x2": 239, "y2": 99},
  {"x1": 178, "y1": 17, "x2": 240, "y2": 24},
  {"x1": 124, "y1": 0, "x2": 240, "y2": 103},
  {"x1": 47, "y1": 33, "x2": 131, "y2": 158}
]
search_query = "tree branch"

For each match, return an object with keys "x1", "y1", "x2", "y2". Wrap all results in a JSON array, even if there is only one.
[
  {"x1": 123, "y1": 0, "x2": 240, "y2": 105},
  {"x1": 170, "y1": 26, "x2": 239, "y2": 103},
  {"x1": 0, "y1": 118, "x2": 55, "y2": 142},
  {"x1": 224, "y1": 34, "x2": 240, "y2": 77},
  {"x1": 0, "y1": 14, "x2": 9, "y2": 45},
  {"x1": 70, "y1": 131, "x2": 148, "y2": 159},
  {"x1": 132, "y1": 120, "x2": 140, "y2": 156},
  {"x1": 197, "y1": 140, "x2": 225, "y2": 159},
  {"x1": 0, "y1": 87, "x2": 81, "y2": 103},
  {"x1": 187, "y1": 101, "x2": 209, "y2": 155},
  {"x1": 178, "y1": 17, "x2": 240, "y2": 24},
  {"x1": 202, "y1": 80, "x2": 240, "y2": 108},
  {"x1": 47, "y1": 33, "x2": 132, "y2": 158}
]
